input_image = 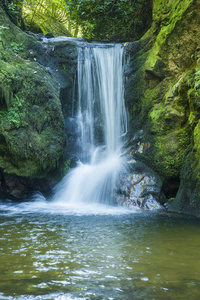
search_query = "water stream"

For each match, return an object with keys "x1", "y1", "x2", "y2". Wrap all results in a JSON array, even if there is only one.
[{"x1": 53, "y1": 43, "x2": 128, "y2": 206}]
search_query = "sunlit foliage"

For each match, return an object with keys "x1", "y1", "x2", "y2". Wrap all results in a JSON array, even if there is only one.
[
  {"x1": 2, "y1": 0, "x2": 152, "y2": 41},
  {"x1": 64, "y1": 0, "x2": 152, "y2": 41},
  {"x1": 22, "y1": 0, "x2": 72, "y2": 36}
]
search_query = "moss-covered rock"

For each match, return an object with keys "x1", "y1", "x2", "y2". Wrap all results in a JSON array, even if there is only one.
[
  {"x1": 170, "y1": 118, "x2": 200, "y2": 216},
  {"x1": 125, "y1": 0, "x2": 200, "y2": 216},
  {"x1": 0, "y1": 6, "x2": 66, "y2": 198}
]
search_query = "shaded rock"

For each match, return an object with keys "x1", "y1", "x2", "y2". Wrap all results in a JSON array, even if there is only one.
[{"x1": 0, "y1": 172, "x2": 56, "y2": 200}]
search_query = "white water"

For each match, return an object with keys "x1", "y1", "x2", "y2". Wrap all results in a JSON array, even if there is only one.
[{"x1": 53, "y1": 43, "x2": 128, "y2": 205}]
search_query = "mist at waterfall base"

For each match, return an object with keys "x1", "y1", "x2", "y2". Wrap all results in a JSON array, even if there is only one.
[{"x1": 51, "y1": 43, "x2": 128, "y2": 210}]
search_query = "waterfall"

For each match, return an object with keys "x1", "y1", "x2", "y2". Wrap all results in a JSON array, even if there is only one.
[{"x1": 53, "y1": 43, "x2": 128, "y2": 205}]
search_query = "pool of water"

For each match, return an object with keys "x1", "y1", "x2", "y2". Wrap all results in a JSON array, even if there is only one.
[{"x1": 0, "y1": 200, "x2": 200, "y2": 299}]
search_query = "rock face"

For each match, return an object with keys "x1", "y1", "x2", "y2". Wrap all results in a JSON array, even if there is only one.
[
  {"x1": 124, "y1": 0, "x2": 200, "y2": 216},
  {"x1": 0, "y1": 7, "x2": 77, "y2": 199},
  {"x1": 115, "y1": 158, "x2": 163, "y2": 211}
]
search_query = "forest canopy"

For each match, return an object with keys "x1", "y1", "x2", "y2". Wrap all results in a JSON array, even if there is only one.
[{"x1": 2, "y1": 0, "x2": 152, "y2": 41}]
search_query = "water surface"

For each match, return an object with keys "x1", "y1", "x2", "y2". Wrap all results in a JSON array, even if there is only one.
[{"x1": 0, "y1": 200, "x2": 200, "y2": 299}]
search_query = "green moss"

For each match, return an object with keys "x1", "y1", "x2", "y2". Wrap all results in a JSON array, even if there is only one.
[
  {"x1": 0, "y1": 9, "x2": 38, "y2": 63},
  {"x1": 136, "y1": 67, "x2": 193, "y2": 182},
  {"x1": 149, "y1": 103, "x2": 165, "y2": 134},
  {"x1": 170, "y1": 134, "x2": 200, "y2": 215},
  {"x1": 193, "y1": 121, "x2": 200, "y2": 153},
  {"x1": 1, "y1": 122, "x2": 65, "y2": 178},
  {"x1": 127, "y1": 0, "x2": 200, "y2": 213},
  {"x1": 141, "y1": 83, "x2": 162, "y2": 117},
  {"x1": 144, "y1": 0, "x2": 194, "y2": 71},
  {"x1": 64, "y1": 159, "x2": 71, "y2": 174},
  {"x1": 0, "y1": 10, "x2": 65, "y2": 179},
  {"x1": 153, "y1": 128, "x2": 190, "y2": 179},
  {"x1": 153, "y1": 0, "x2": 194, "y2": 37}
]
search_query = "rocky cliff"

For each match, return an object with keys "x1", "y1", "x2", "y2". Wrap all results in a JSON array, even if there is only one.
[
  {"x1": 124, "y1": 0, "x2": 200, "y2": 216},
  {"x1": 0, "y1": 6, "x2": 77, "y2": 199}
]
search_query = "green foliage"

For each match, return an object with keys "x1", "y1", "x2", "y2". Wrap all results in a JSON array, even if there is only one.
[
  {"x1": 0, "y1": 25, "x2": 9, "y2": 46},
  {"x1": 7, "y1": 1, "x2": 18, "y2": 10},
  {"x1": 64, "y1": 159, "x2": 71, "y2": 173},
  {"x1": 193, "y1": 69, "x2": 200, "y2": 108},
  {"x1": 4, "y1": 0, "x2": 152, "y2": 41},
  {"x1": 64, "y1": 0, "x2": 152, "y2": 41},
  {"x1": 3, "y1": 107, "x2": 21, "y2": 128},
  {"x1": 0, "y1": 94, "x2": 27, "y2": 129},
  {"x1": 14, "y1": 94, "x2": 24, "y2": 108},
  {"x1": 0, "y1": 69, "x2": 13, "y2": 84},
  {"x1": 10, "y1": 41, "x2": 24, "y2": 53},
  {"x1": 22, "y1": 0, "x2": 72, "y2": 36},
  {"x1": 195, "y1": 70, "x2": 200, "y2": 93},
  {"x1": 164, "y1": 155, "x2": 176, "y2": 169},
  {"x1": 2, "y1": 0, "x2": 24, "y2": 28}
]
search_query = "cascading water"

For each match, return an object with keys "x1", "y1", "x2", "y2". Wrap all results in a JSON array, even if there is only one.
[{"x1": 53, "y1": 43, "x2": 128, "y2": 205}]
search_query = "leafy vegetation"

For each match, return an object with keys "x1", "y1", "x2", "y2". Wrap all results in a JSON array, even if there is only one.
[
  {"x1": 195, "y1": 70, "x2": 200, "y2": 93},
  {"x1": 64, "y1": 0, "x2": 152, "y2": 41},
  {"x1": 0, "y1": 25, "x2": 9, "y2": 47},
  {"x1": 64, "y1": 159, "x2": 71, "y2": 173},
  {"x1": 193, "y1": 69, "x2": 200, "y2": 108},
  {"x1": 0, "y1": 94, "x2": 27, "y2": 129},
  {"x1": 10, "y1": 41, "x2": 24, "y2": 53},
  {"x1": 22, "y1": 0, "x2": 72, "y2": 36},
  {"x1": 2, "y1": 0, "x2": 152, "y2": 41},
  {"x1": 1, "y1": 0, "x2": 25, "y2": 28}
]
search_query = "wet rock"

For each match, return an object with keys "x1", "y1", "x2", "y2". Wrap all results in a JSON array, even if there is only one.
[
  {"x1": 44, "y1": 33, "x2": 54, "y2": 38},
  {"x1": 0, "y1": 172, "x2": 56, "y2": 200},
  {"x1": 115, "y1": 159, "x2": 164, "y2": 210}
]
